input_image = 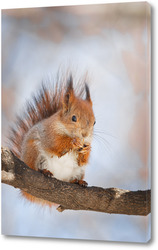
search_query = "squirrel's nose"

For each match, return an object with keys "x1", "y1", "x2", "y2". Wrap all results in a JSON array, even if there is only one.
[{"x1": 82, "y1": 132, "x2": 88, "y2": 138}]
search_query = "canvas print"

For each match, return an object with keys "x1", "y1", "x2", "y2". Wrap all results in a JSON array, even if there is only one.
[{"x1": 1, "y1": 2, "x2": 151, "y2": 243}]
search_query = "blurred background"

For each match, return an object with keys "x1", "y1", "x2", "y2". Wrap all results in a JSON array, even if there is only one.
[{"x1": 2, "y1": 2, "x2": 151, "y2": 243}]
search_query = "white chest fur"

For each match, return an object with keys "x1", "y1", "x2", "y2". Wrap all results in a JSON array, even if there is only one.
[{"x1": 38, "y1": 151, "x2": 86, "y2": 182}]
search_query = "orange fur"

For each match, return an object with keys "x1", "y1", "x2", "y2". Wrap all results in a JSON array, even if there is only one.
[
  {"x1": 44, "y1": 134, "x2": 74, "y2": 157},
  {"x1": 22, "y1": 139, "x2": 39, "y2": 170},
  {"x1": 22, "y1": 191, "x2": 54, "y2": 207}
]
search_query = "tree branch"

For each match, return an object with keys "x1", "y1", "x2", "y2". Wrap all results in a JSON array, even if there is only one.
[{"x1": 1, "y1": 147, "x2": 151, "y2": 216}]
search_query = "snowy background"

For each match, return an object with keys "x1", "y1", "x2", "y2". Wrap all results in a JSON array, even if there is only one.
[{"x1": 2, "y1": 2, "x2": 151, "y2": 243}]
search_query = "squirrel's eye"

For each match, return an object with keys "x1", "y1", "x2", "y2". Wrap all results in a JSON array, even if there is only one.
[
  {"x1": 72, "y1": 115, "x2": 77, "y2": 122},
  {"x1": 93, "y1": 120, "x2": 96, "y2": 126}
]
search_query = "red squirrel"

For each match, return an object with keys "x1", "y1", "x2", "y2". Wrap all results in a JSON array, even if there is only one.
[{"x1": 9, "y1": 74, "x2": 95, "y2": 206}]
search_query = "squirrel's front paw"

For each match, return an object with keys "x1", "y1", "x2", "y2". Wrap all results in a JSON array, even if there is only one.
[
  {"x1": 72, "y1": 138, "x2": 83, "y2": 150},
  {"x1": 78, "y1": 144, "x2": 91, "y2": 154}
]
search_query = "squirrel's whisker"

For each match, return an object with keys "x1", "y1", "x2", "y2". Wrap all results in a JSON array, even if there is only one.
[{"x1": 93, "y1": 133, "x2": 112, "y2": 153}]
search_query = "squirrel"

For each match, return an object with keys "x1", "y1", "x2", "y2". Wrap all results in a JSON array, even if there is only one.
[{"x1": 9, "y1": 74, "x2": 96, "y2": 207}]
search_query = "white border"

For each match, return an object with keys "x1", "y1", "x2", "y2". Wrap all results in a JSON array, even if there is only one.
[
  {"x1": 0, "y1": 0, "x2": 157, "y2": 249},
  {"x1": 0, "y1": 0, "x2": 151, "y2": 9}
]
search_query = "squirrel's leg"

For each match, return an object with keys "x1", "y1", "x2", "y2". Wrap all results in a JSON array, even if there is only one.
[
  {"x1": 21, "y1": 139, "x2": 39, "y2": 170},
  {"x1": 22, "y1": 139, "x2": 53, "y2": 176},
  {"x1": 68, "y1": 144, "x2": 91, "y2": 187},
  {"x1": 21, "y1": 139, "x2": 53, "y2": 206}
]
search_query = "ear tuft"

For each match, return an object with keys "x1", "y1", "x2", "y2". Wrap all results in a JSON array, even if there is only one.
[
  {"x1": 66, "y1": 74, "x2": 73, "y2": 93},
  {"x1": 63, "y1": 75, "x2": 74, "y2": 112},
  {"x1": 85, "y1": 83, "x2": 91, "y2": 103}
]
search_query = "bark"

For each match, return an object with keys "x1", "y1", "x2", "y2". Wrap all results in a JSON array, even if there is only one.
[{"x1": 1, "y1": 147, "x2": 151, "y2": 216}]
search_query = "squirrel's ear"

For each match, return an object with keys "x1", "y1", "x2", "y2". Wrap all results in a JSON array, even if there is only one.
[
  {"x1": 63, "y1": 75, "x2": 75, "y2": 112},
  {"x1": 85, "y1": 84, "x2": 92, "y2": 105}
]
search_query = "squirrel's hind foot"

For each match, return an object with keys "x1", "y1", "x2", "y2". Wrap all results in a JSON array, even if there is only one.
[
  {"x1": 78, "y1": 179, "x2": 88, "y2": 187},
  {"x1": 38, "y1": 169, "x2": 53, "y2": 178},
  {"x1": 71, "y1": 179, "x2": 88, "y2": 187}
]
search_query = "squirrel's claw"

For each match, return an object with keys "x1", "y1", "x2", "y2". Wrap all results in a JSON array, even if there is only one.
[
  {"x1": 72, "y1": 138, "x2": 91, "y2": 154},
  {"x1": 78, "y1": 144, "x2": 91, "y2": 154},
  {"x1": 71, "y1": 178, "x2": 88, "y2": 187},
  {"x1": 72, "y1": 138, "x2": 83, "y2": 149},
  {"x1": 38, "y1": 169, "x2": 53, "y2": 178},
  {"x1": 78, "y1": 179, "x2": 88, "y2": 187}
]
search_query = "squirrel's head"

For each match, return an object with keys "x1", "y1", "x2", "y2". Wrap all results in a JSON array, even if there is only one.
[{"x1": 59, "y1": 75, "x2": 95, "y2": 144}]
